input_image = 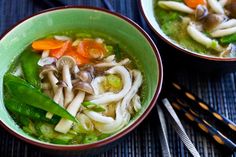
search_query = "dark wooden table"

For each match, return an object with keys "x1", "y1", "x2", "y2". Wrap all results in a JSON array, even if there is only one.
[{"x1": 0, "y1": 0, "x2": 235, "y2": 156}]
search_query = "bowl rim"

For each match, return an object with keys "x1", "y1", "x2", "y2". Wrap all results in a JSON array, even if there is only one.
[
  {"x1": 138, "y1": 0, "x2": 236, "y2": 62},
  {"x1": 0, "y1": 6, "x2": 163, "y2": 151}
]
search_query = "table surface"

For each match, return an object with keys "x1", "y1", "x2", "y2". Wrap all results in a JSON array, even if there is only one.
[{"x1": 0, "y1": 0, "x2": 236, "y2": 157}]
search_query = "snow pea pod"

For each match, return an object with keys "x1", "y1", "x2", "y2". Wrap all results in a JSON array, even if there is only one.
[
  {"x1": 220, "y1": 33, "x2": 236, "y2": 44},
  {"x1": 5, "y1": 99, "x2": 59, "y2": 124},
  {"x1": 20, "y1": 48, "x2": 41, "y2": 88},
  {"x1": 4, "y1": 73, "x2": 77, "y2": 122}
]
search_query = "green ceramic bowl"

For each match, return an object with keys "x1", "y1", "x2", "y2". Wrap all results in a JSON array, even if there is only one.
[{"x1": 0, "y1": 7, "x2": 163, "y2": 155}]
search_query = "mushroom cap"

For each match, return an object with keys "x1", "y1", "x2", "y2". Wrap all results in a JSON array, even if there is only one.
[
  {"x1": 73, "y1": 81, "x2": 94, "y2": 95},
  {"x1": 39, "y1": 65, "x2": 58, "y2": 79},
  {"x1": 77, "y1": 71, "x2": 93, "y2": 83},
  {"x1": 56, "y1": 56, "x2": 76, "y2": 70},
  {"x1": 56, "y1": 80, "x2": 68, "y2": 88},
  {"x1": 226, "y1": 0, "x2": 236, "y2": 18},
  {"x1": 202, "y1": 14, "x2": 228, "y2": 31},
  {"x1": 195, "y1": 5, "x2": 208, "y2": 20},
  {"x1": 38, "y1": 57, "x2": 57, "y2": 67},
  {"x1": 81, "y1": 64, "x2": 95, "y2": 74}
]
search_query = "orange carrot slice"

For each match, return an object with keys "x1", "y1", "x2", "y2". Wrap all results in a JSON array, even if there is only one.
[
  {"x1": 184, "y1": 0, "x2": 206, "y2": 8},
  {"x1": 49, "y1": 40, "x2": 71, "y2": 58},
  {"x1": 32, "y1": 39, "x2": 64, "y2": 50},
  {"x1": 65, "y1": 50, "x2": 90, "y2": 65},
  {"x1": 77, "y1": 39, "x2": 106, "y2": 59}
]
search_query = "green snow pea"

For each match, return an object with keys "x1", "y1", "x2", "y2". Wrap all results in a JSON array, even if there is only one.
[
  {"x1": 5, "y1": 99, "x2": 59, "y2": 124},
  {"x1": 20, "y1": 48, "x2": 41, "y2": 88},
  {"x1": 4, "y1": 73, "x2": 77, "y2": 122}
]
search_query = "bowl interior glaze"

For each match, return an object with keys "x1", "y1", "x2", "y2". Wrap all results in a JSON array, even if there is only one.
[{"x1": 0, "y1": 7, "x2": 162, "y2": 149}]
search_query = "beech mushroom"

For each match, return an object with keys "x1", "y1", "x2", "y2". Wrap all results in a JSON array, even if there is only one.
[
  {"x1": 187, "y1": 23, "x2": 223, "y2": 52},
  {"x1": 202, "y1": 14, "x2": 227, "y2": 31},
  {"x1": 219, "y1": 0, "x2": 228, "y2": 7},
  {"x1": 94, "y1": 58, "x2": 130, "y2": 68},
  {"x1": 215, "y1": 19, "x2": 236, "y2": 30},
  {"x1": 210, "y1": 26, "x2": 236, "y2": 37},
  {"x1": 41, "y1": 50, "x2": 49, "y2": 58},
  {"x1": 46, "y1": 81, "x2": 67, "y2": 119},
  {"x1": 81, "y1": 64, "x2": 95, "y2": 75},
  {"x1": 41, "y1": 82, "x2": 51, "y2": 90},
  {"x1": 55, "y1": 91, "x2": 85, "y2": 134},
  {"x1": 56, "y1": 56, "x2": 76, "y2": 107},
  {"x1": 104, "y1": 55, "x2": 115, "y2": 62},
  {"x1": 76, "y1": 71, "x2": 93, "y2": 83},
  {"x1": 54, "y1": 35, "x2": 71, "y2": 41},
  {"x1": 39, "y1": 65, "x2": 58, "y2": 93},
  {"x1": 207, "y1": 0, "x2": 225, "y2": 14},
  {"x1": 225, "y1": 0, "x2": 236, "y2": 18},
  {"x1": 55, "y1": 81, "x2": 95, "y2": 133},
  {"x1": 71, "y1": 65, "x2": 80, "y2": 78},
  {"x1": 38, "y1": 57, "x2": 57, "y2": 67},
  {"x1": 158, "y1": 1, "x2": 194, "y2": 14},
  {"x1": 73, "y1": 81, "x2": 94, "y2": 95},
  {"x1": 195, "y1": 5, "x2": 208, "y2": 20}
]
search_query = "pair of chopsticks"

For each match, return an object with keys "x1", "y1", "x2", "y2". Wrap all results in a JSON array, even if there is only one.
[{"x1": 166, "y1": 82, "x2": 236, "y2": 152}]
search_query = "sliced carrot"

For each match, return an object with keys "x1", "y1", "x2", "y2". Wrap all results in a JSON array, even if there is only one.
[
  {"x1": 184, "y1": 0, "x2": 206, "y2": 8},
  {"x1": 32, "y1": 39, "x2": 65, "y2": 50},
  {"x1": 77, "y1": 39, "x2": 106, "y2": 59},
  {"x1": 65, "y1": 50, "x2": 91, "y2": 65},
  {"x1": 49, "y1": 40, "x2": 71, "y2": 58}
]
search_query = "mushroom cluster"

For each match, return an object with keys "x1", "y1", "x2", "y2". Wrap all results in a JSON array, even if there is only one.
[
  {"x1": 38, "y1": 49, "x2": 143, "y2": 134},
  {"x1": 158, "y1": 0, "x2": 236, "y2": 57}
]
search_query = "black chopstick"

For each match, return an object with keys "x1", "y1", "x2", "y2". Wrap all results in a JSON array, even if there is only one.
[
  {"x1": 170, "y1": 99, "x2": 236, "y2": 152},
  {"x1": 169, "y1": 82, "x2": 236, "y2": 138}
]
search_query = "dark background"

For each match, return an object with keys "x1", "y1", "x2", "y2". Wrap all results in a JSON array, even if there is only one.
[{"x1": 0, "y1": 0, "x2": 235, "y2": 156}]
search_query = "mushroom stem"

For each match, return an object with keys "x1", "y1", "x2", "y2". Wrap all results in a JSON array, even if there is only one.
[
  {"x1": 207, "y1": 0, "x2": 225, "y2": 14},
  {"x1": 55, "y1": 91, "x2": 85, "y2": 134},
  {"x1": 187, "y1": 23, "x2": 223, "y2": 52},
  {"x1": 94, "y1": 58, "x2": 130, "y2": 68},
  {"x1": 41, "y1": 82, "x2": 51, "y2": 90},
  {"x1": 215, "y1": 19, "x2": 236, "y2": 30},
  {"x1": 63, "y1": 64, "x2": 74, "y2": 107},
  {"x1": 89, "y1": 66, "x2": 132, "y2": 104},
  {"x1": 211, "y1": 26, "x2": 236, "y2": 37},
  {"x1": 48, "y1": 71, "x2": 58, "y2": 94},
  {"x1": 104, "y1": 55, "x2": 115, "y2": 62},
  {"x1": 43, "y1": 89, "x2": 53, "y2": 98},
  {"x1": 46, "y1": 86, "x2": 64, "y2": 119},
  {"x1": 219, "y1": 0, "x2": 228, "y2": 7},
  {"x1": 41, "y1": 50, "x2": 49, "y2": 59},
  {"x1": 158, "y1": 1, "x2": 194, "y2": 14}
]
